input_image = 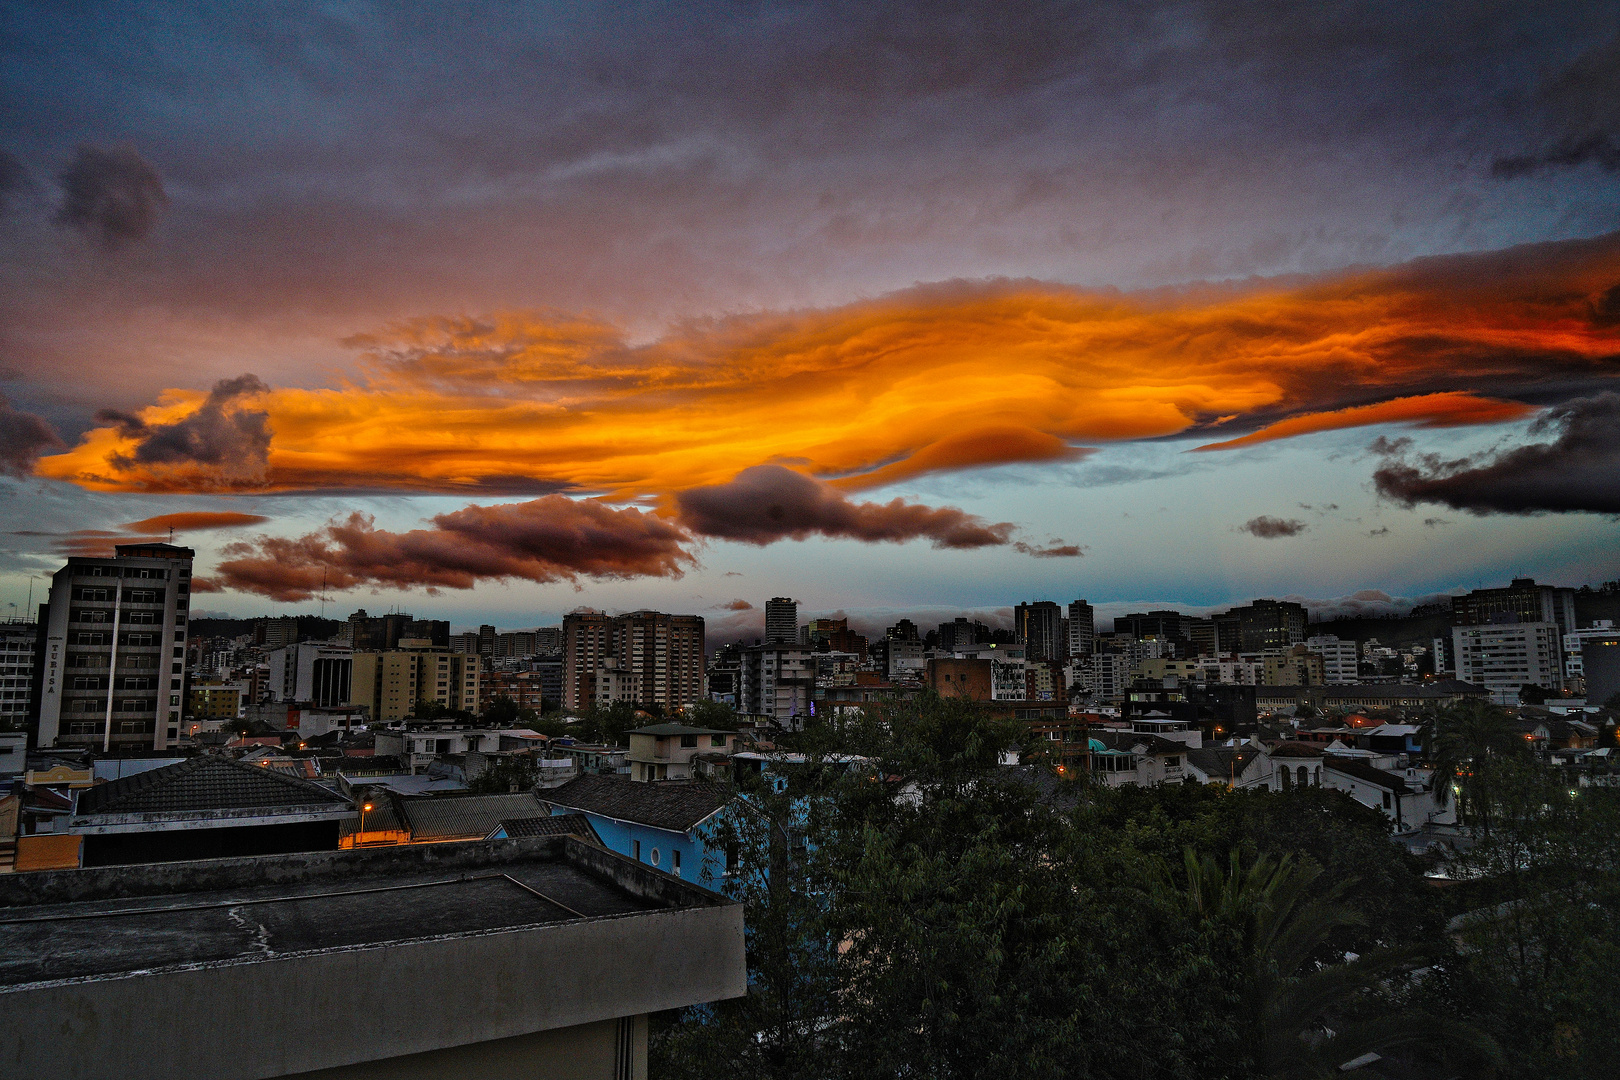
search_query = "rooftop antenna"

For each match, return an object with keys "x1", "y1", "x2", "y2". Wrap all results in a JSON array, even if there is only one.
[{"x1": 26, "y1": 577, "x2": 33, "y2": 622}]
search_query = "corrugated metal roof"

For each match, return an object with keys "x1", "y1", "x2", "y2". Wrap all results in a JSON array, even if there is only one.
[
  {"x1": 399, "y1": 792, "x2": 545, "y2": 841},
  {"x1": 493, "y1": 814, "x2": 601, "y2": 844}
]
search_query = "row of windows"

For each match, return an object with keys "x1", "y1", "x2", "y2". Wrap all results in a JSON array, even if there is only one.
[
  {"x1": 74, "y1": 698, "x2": 158, "y2": 713},
  {"x1": 70, "y1": 632, "x2": 170, "y2": 647},
  {"x1": 73, "y1": 566, "x2": 175, "y2": 580}
]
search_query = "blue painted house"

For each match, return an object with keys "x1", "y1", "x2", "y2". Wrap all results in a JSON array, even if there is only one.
[{"x1": 540, "y1": 774, "x2": 737, "y2": 887}]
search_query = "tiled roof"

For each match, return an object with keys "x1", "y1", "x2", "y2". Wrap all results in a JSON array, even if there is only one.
[
  {"x1": 493, "y1": 813, "x2": 601, "y2": 843},
  {"x1": 543, "y1": 774, "x2": 732, "y2": 832},
  {"x1": 75, "y1": 756, "x2": 351, "y2": 816},
  {"x1": 1185, "y1": 747, "x2": 1258, "y2": 778},
  {"x1": 398, "y1": 792, "x2": 545, "y2": 842},
  {"x1": 1268, "y1": 741, "x2": 1326, "y2": 758}
]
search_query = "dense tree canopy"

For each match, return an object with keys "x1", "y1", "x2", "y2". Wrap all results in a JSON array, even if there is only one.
[{"x1": 651, "y1": 693, "x2": 1614, "y2": 1080}]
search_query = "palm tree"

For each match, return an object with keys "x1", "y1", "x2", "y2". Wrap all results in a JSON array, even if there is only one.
[
  {"x1": 1423, "y1": 699, "x2": 1528, "y2": 832},
  {"x1": 1171, "y1": 848, "x2": 1500, "y2": 1078}
]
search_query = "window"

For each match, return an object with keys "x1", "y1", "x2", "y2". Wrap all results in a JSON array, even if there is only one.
[
  {"x1": 651, "y1": 848, "x2": 660, "y2": 867},
  {"x1": 1165, "y1": 756, "x2": 1180, "y2": 768},
  {"x1": 680, "y1": 734, "x2": 698, "y2": 748},
  {"x1": 672, "y1": 849, "x2": 681, "y2": 876},
  {"x1": 1382, "y1": 791, "x2": 1393, "y2": 809},
  {"x1": 711, "y1": 734, "x2": 726, "y2": 747},
  {"x1": 634, "y1": 840, "x2": 642, "y2": 861}
]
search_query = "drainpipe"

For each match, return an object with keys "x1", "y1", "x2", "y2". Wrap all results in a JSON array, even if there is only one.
[{"x1": 102, "y1": 575, "x2": 123, "y2": 753}]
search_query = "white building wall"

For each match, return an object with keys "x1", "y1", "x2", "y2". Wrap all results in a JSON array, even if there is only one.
[{"x1": 1453, "y1": 622, "x2": 1562, "y2": 704}]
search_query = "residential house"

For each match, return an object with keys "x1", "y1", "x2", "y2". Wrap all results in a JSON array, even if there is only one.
[
  {"x1": 625, "y1": 723, "x2": 741, "y2": 782},
  {"x1": 542, "y1": 774, "x2": 736, "y2": 884}
]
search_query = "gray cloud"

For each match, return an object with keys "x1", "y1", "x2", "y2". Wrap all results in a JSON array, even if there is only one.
[
  {"x1": 105, "y1": 374, "x2": 271, "y2": 481},
  {"x1": 1240, "y1": 515, "x2": 1307, "y2": 538},
  {"x1": 1373, "y1": 392, "x2": 1620, "y2": 515},
  {"x1": 1493, "y1": 33, "x2": 1620, "y2": 177},
  {"x1": 0, "y1": 394, "x2": 63, "y2": 478},
  {"x1": 55, "y1": 144, "x2": 168, "y2": 247}
]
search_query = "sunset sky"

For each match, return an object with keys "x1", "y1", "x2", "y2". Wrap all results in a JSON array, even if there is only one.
[{"x1": 2, "y1": 2, "x2": 1618, "y2": 639}]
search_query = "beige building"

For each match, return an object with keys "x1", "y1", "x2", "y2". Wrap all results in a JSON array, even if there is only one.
[
  {"x1": 1263, "y1": 646, "x2": 1325, "y2": 687},
  {"x1": 626, "y1": 723, "x2": 741, "y2": 782},
  {"x1": 349, "y1": 640, "x2": 481, "y2": 722}
]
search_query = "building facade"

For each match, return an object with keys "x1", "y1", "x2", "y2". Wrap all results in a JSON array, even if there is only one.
[
  {"x1": 1067, "y1": 600, "x2": 1095, "y2": 658},
  {"x1": 1014, "y1": 600, "x2": 1064, "y2": 662},
  {"x1": 348, "y1": 644, "x2": 481, "y2": 722},
  {"x1": 765, "y1": 597, "x2": 798, "y2": 643},
  {"x1": 740, "y1": 644, "x2": 814, "y2": 727},
  {"x1": 1305, "y1": 635, "x2": 1360, "y2": 684},
  {"x1": 1452, "y1": 623, "x2": 1563, "y2": 704},
  {"x1": 265, "y1": 642, "x2": 353, "y2": 706},
  {"x1": 36, "y1": 543, "x2": 195, "y2": 752},
  {"x1": 561, "y1": 610, "x2": 706, "y2": 713},
  {"x1": 1, "y1": 621, "x2": 38, "y2": 730}
]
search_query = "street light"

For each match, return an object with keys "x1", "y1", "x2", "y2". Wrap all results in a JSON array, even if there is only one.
[{"x1": 359, "y1": 802, "x2": 373, "y2": 847}]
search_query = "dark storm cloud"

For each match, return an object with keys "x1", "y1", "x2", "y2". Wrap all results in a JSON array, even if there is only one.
[
  {"x1": 1240, "y1": 516, "x2": 1307, "y2": 538},
  {"x1": 0, "y1": 394, "x2": 63, "y2": 477},
  {"x1": 1372, "y1": 393, "x2": 1620, "y2": 514},
  {"x1": 674, "y1": 465, "x2": 1016, "y2": 549},
  {"x1": 108, "y1": 375, "x2": 271, "y2": 480},
  {"x1": 1493, "y1": 34, "x2": 1620, "y2": 177},
  {"x1": 54, "y1": 144, "x2": 168, "y2": 247}
]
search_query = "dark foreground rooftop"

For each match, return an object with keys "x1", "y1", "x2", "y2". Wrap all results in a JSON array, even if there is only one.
[{"x1": 0, "y1": 838, "x2": 746, "y2": 1080}]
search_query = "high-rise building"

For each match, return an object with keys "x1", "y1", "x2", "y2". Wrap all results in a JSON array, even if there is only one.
[
  {"x1": 561, "y1": 611, "x2": 706, "y2": 713},
  {"x1": 479, "y1": 624, "x2": 497, "y2": 656},
  {"x1": 346, "y1": 609, "x2": 421, "y2": 651},
  {"x1": 1564, "y1": 621, "x2": 1618, "y2": 682},
  {"x1": 1305, "y1": 635, "x2": 1359, "y2": 684},
  {"x1": 1, "y1": 620, "x2": 39, "y2": 729},
  {"x1": 265, "y1": 642, "x2": 353, "y2": 707},
  {"x1": 887, "y1": 619, "x2": 921, "y2": 642},
  {"x1": 1451, "y1": 578, "x2": 1577, "y2": 638},
  {"x1": 1113, "y1": 610, "x2": 1189, "y2": 642},
  {"x1": 1067, "y1": 601, "x2": 1094, "y2": 658},
  {"x1": 765, "y1": 598, "x2": 798, "y2": 644},
  {"x1": 347, "y1": 644, "x2": 482, "y2": 723},
  {"x1": 739, "y1": 644, "x2": 814, "y2": 728},
  {"x1": 36, "y1": 542, "x2": 195, "y2": 751},
  {"x1": 1582, "y1": 635, "x2": 1620, "y2": 709},
  {"x1": 1014, "y1": 601, "x2": 1064, "y2": 662},
  {"x1": 801, "y1": 617, "x2": 868, "y2": 659},
  {"x1": 1453, "y1": 623, "x2": 1562, "y2": 705},
  {"x1": 254, "y1": 616, "x2": 300, "y2": 648},
  {"x1": 1227, "y1": 600, "x2": 1307, "y2": 652}
]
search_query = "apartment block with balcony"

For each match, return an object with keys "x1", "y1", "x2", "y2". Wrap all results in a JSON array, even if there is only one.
[
  {"x1": 625, "y1": 723, "x2": 741, "y2": 782},
  {"x1": 36, "y1": 543, "x2": 195, "y2": 752}
]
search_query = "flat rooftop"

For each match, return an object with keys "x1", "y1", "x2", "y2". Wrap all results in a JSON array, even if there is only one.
[
  {"x1": 1, "y1": 838, "x2": 746, "y2": 1080},
  {"x1": 0, "y1": 837, "x2": 726, "y2": 992},
  {"x1": 0, "y1": 855, "x2": 655, "y2": 989}
]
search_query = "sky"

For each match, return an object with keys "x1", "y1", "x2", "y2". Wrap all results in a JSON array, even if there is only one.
[{"x1": 1, "y1": 1, "x2": 1618, "y2": 641}]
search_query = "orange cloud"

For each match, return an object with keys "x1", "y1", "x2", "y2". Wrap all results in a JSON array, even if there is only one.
[
  {"x1": 35, "y1": 232, "x2": 1620, "y2": 499},
  {"x1": 118, "y1": 511, "x2": 272, "y2": 533},
  {"x1": 1190, "y1": 392, "x2": 1536, "y2": 451}
]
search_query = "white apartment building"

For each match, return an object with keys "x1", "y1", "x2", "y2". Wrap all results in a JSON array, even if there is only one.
[
  {"x1": 740, "y1": 644, "x2": 815, "y2": 728},
  {"x1": 265, "y1": 642, "x2": 353, "y2": 706},
  {"x1": 1453, "y1": 622, "x2": 1563, "y2": 705},
  {"x1": 1305, "y1": 635, "x2": 1360, "y2": 684},
  {"x1": 37, "y1": 542, "x2": 195, "y2": 751},
  {"x1": 1067, "y1": 600, "x2": 1095, "y2": 658}
]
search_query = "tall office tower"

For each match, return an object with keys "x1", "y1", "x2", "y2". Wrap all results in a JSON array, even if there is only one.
[
  {"x1": 1227, "y1": 599, "x2": 1307, "y2": 652},
  {"x1": 887, "y1": 618, "x2": 921, "y2": 642},
  {"x1": 478, "y1": 624, "x2": 497, "y2": 656},
  {"x1": 1186, "y1": 618, "x2": 1216, "y2": 657},
  {"x1": 346, "y1": 609, "x2": 418, "y2": 651},
  {"x1": 254, "y1": 616, "x2": 300, "y2": 648},
  {"x1": 36, "y1": 542, "x2": 195, "y2": 751},
  {"x1": 403, "y1": 619, "x2": 450, "y2": 647},
  {"x1": 534, "y1": 626, "x2": 563, "y2": 654},
  {"x1": 1014, "y1": 601, "x2": 1064, "y2": 662},
  {"x1": 1, "y1": 620, "x2": 39, "y2": 728},
  {"x1": 765, "y1": 598, "x2": 798, "y2": 644},
  {"x1": 1453, "y1": 623, "x2": 1562, "y2": 705},
  {"x1": 1066, "y1": 601, "x2": 1094, "y2": 659},
  {"x1": 1451, "y1": 578, "x2": 1577, "y2": 637},
  {"x1": 265, "y1": 642, "x2": 354, "y2": 706},
  {"x1": 1582, "y1": 635, "x2": 1620, "y2": 709},
  {"x1": 562, "y1": 611, "x2": 616, "y2": 710}
]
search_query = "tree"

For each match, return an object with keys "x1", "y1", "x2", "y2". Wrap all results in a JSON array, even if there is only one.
[
  {"x1": 1424, "y1": 698, "x2": 1529, "y2": 831},
  {"x1": 482, "y1": 695, "x2": 538, "y2": 728},
  {"x1": 685, "y1": 698, "x2": 741, "y2": 731},
  {"x1": 574, "y1": 700, "x2": 641, "y2": 745},
  {"x1": 1166, "y1": 847, "x2": 1499, "y2": 1078},
  {"x1": 468, "y1": 754, "x2": 538, "y2": 793},
  {"x1": 1517, "y1": 683, "x2": 1554, "y2": 706}
]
